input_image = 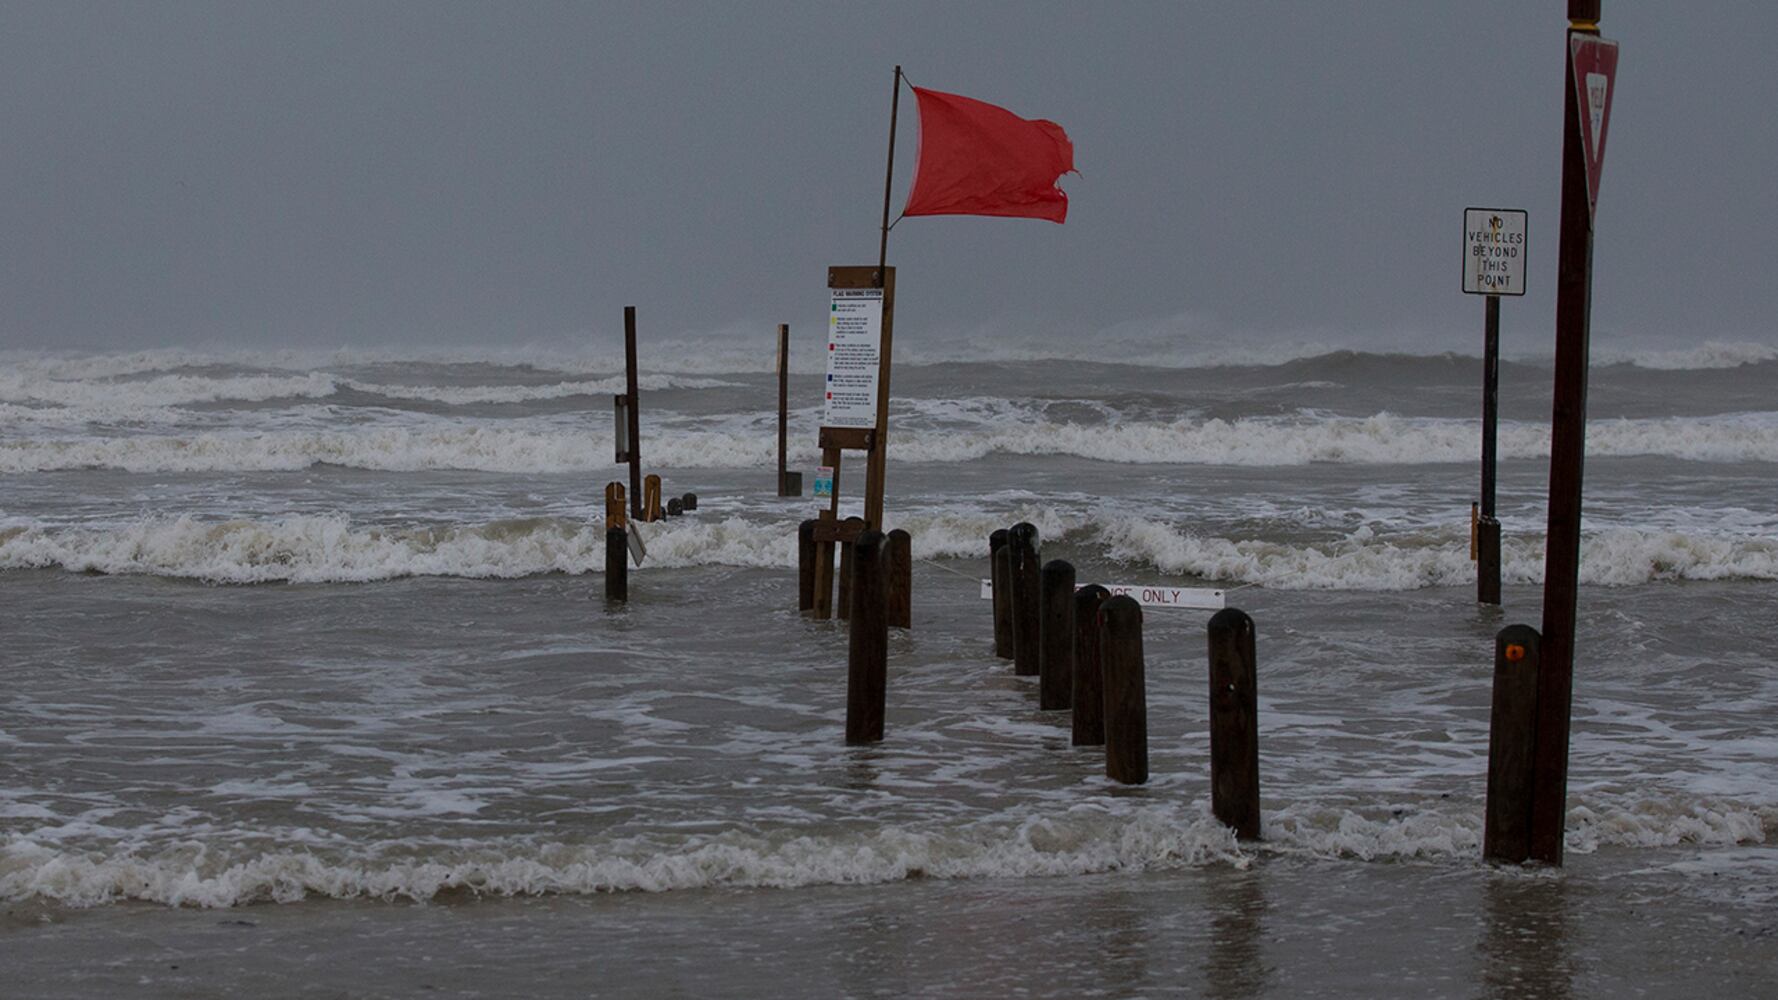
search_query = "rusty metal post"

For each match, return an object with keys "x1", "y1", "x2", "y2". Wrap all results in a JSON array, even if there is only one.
[{"x1": 1533, "y1": 0, "x2": 1604, "y2": 867}]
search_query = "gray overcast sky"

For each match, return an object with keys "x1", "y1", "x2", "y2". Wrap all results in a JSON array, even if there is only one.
[{"x1": 3, "y1": 1, "x2": 1773, "y2": 357}]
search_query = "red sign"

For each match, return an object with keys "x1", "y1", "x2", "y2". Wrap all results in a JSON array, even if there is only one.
[{"x1": 1569, "y1": 35, "x2": 1620, "y2": 217}]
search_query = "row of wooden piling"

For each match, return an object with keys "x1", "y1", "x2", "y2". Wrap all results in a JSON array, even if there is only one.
[
  {"x1": 796, "y1": 518, "x2": 910, "y2": 627},
  {"x1": 989, "y1": 522, "x2": 1263, "y2": 838},
  {"x1": 602, "y1": 480, "x2": 698, "y2": 603}
]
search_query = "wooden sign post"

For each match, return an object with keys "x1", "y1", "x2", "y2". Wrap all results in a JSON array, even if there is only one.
[{"x1": 810, "y1": 265, "x2": 895, "y2": 619}]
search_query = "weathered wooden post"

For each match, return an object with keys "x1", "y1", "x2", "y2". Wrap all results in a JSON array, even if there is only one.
[
  {"x1": 1038, "y1": 559, "x2": 1075, "y2": 710},
  {"x1": 846, "y1": 530, "x2": 888, "y2": 744},
  {"x1": 1008, "y1": 522, "x2": 1040, "y2": 677},
  {"x1": 1207, "y1": 608, "x2": 1261, "y2": 840},
  {"x1": 1071, "y1": 585, "x2": 1110, "y2": 746},
  {"x1": 666, "y1": 497, "x2": 683, "y2": 517},
  {"x1": 886, "y1": 528, "x2": 911, "y2": 629},
  {"x1": 797, "y1": 519, "x2": 817, "y2": 613},
  {"x1": 623, "y1": 306, "x2": 643, "y2": 520},
  {"x1": 643, "y1": 474, "x2": 663, "y2": 522},
  {"x1": 1100, "y1": 595, "x2": 1148, "y2": 785},
  {"x1": 989, "y1": 529, "x2": 1012, "y2": 658},
  {"x1": 777, "y1": 323, "x2": 802, "y2": 496},
  {"x1": 604, "y1": 482, "x2": 627, "y2": 603},
  {"x1": 836, "y1": 516, "x2": 865, "y2": 621},
  {"x1": 682, "y1": 493, "x2": 697, "y2": 512},
  {"x1": 1485, "y1": 624, "x2": 1542, "y2": 863}
]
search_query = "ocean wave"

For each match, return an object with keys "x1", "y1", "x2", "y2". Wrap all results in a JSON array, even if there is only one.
[
  {"x1": 4, "y1": 513, "x2": 1773, "y2": 588},
  {"x1": 9, "y1": 340, "x2": 1776, "y2": 380},
  {"x1": 3, "y1": 795, "x2": 1766, "y2": 908},
  {"x1": 8, "y1": 412, "x2": 1778, "y2": 474},
  {"x1": 0, "y1": 370, "x2": 338, "y2": 409},
  {"x1": 339, "y1": 374, "x2": 739, "y2": 404}
]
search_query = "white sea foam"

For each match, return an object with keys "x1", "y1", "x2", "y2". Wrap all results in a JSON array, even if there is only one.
[
  {"x1": 2, "y1": 795, "x2": 1766, "y2": 908},
  {"x1": 339, "y1": 374, "x2": 738, "y2": 404},
  {"x1": 8, "y1": 412, "x2": 1778, "y2": 474},
  {"x1": 4, "y1": 512, "x2": 1773, "y2": 588},
  {"x1": 0, "y1": 370, "x2": 339, "y2": 409}
]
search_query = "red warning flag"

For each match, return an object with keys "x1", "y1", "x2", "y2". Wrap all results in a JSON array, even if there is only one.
[{"x1": 902, "y1": 86, "x2": 1075, "y2": 224}]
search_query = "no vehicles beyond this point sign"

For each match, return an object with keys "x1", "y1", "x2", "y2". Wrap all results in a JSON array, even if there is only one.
[{"x1": 1462, "y1": 208, "x2": 1528, "y2": 296}]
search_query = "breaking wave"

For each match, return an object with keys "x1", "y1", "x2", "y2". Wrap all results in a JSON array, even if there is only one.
[
  {"x1": 8, "y1": 412, "x2": 1778, "y2": 474},
  {"x1": 4, "y1": 512, "x2": 1773, "y2": 588},
  {"x1": 3, "y1": 795, "x2": 1766, "y2": 908}
]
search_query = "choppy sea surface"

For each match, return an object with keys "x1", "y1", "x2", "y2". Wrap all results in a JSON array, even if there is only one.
[{"x1": 2, "y1": 340, "x2": 1775, "y2": 997}]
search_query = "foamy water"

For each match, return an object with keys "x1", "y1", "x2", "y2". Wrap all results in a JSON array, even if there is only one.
[{"x1": 2, "y1": 345, "x2": 1775, "y2": 927}]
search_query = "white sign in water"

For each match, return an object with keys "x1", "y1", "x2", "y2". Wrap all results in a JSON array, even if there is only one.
[
  {"x1": 979, "y1": 580, "x2": 1225, "y2": 611},
  {"x1": 1462, "y1": 208, "x2": 1528, "y2": 296},
  {"x1": 822, "y1": 288, "x2": 883, "y2": 429}
]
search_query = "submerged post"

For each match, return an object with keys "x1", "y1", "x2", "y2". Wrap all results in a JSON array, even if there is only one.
[
  {"x1": 836, "y1": 516, "x2": 865, "y2": 621},
  {"x1": 797, "y1": 519, "x2": 817, "y2": 612},
  {"x1": 1009, "y1": 522, "x2": 1040, "y2": 677},
  {"x1": 989, "y1": 529, "x2": 1013, "y2": 658},
  {"x1": 1207, "y1": 608, "x2": 1261, "y2": 840},
  {"x1": 643, "y1": 474, "x2": 663, "y2": 523},
  {"x1": 1039, "y1": 560, "x2": 1075, "y2": 710},
  {"x1": 846, "y1": 530, "x2": 889, "y2": 744},
  {"x1": 886, "y1": 528, "x2": 912, "y2": 629},
  {"x1": 1071, "y1": 585, "x2": 1110, "y2": 746},
  {"x1": 1485, "y1": 624, "x2": 1542, "y2": 863},
  {"x1": 1100, "y1": 595, "x2": 1148, "y2": 785},
  {"x1": 604, "y1": 482, "x2": 628, "y2": 603}
]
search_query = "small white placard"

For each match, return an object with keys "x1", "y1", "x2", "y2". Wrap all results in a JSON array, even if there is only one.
[
  {"x1": 1462, "y1": 208, "x2": 1528, "y2": 296},
  {"x1": 626, "y1": 521, "x2": 647, "y2": 566},
  {"x1": 979, "y1": 579, "x2": 1226, "y2": 611},
  {"x1": 822, "y1": 288, "x2": 883, "y2": 428}
]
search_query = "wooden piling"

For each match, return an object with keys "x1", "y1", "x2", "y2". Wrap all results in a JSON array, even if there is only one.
[
  {"x1": 836, "y1": 516, "x2": 865, "y2": 621},
  {"x1": 1478, "y1": 516, "x2": 1502, "y2": 605},
  {"x1": 682, "y1": 493, "x2": 698, "y2": 511},
  {"x1": 1039, "y1": 559, "x2": 1075, "y2": 710},
  {"x1": 1485, "y1": 624, "x2": 1542, "y2": 863},
  {"x1": 1009, "y1": 522, "x2": 1040, "y2": 677},
  {"x1": 886, "y1": 528, "x2": 911, "y2": 629},
  {"x1": 643, "y1": 474, "x2": 663, "y2": 522},
  {"x1": 797, "y1": 519, "x2": 817, "y2": 612},
  {"x1": 846, "y1": 530, "x2": 889, "y2": 744},
  {"x1": 777, "y1": 323, "x2": 796, "y2": 496},
  {"x1": 1100, "y1": 596, "x2": 1147, "y2": 784},
  {"x1": 1071, "y1": 585, "x2": 1110, "y2": 746},
  {"x1": 666, "y1": 497, "x2": 683, "y2": 517},
  {"x1": 1207, "y1": 608, "x2": 1261, "y2": 840},
  {"x1": 989, "y1": 529, "x2": 1012, "y2": 658},
  {"x1": 605, "y1": 527, "x2": 627, "y2": 602}
]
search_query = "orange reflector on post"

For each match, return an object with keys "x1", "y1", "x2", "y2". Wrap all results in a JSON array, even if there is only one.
[{"x1": 1504, "y1": 643, "x2": 1528, "y2": 662}]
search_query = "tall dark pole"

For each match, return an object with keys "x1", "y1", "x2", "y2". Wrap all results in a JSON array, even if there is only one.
[
  {"x1": 777, "y1": 323, "x2": 790, "y2": 493},
  {"x1": 864, "y1": 66, "x2": 902, "y2": 532},
  {"x1": 1479, "y1": 293, "x2": 1502, "y2": 605},
  {"x1": 877, "y1": 66, "x2": 902, "y2": 281},
  {"x1": 624, "y1": 305, "x2": 642, "y2": 520},
  {"x1": 1531, "y1": 0, "x2": 1601, "y2": 866}
]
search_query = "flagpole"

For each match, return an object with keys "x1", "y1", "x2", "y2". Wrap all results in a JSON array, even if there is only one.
[{"x1": 877, "y1": 65, "x2": 902, "y2": 283}]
